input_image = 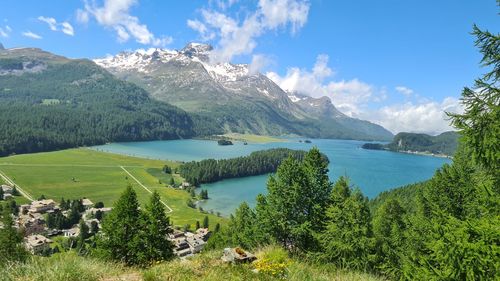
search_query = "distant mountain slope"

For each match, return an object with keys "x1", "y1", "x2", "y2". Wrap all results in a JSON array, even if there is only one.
[
  {"x1": 95, "y1": 43, "x2": 393, "y2": 141},
  {"x1": 362, "y1": 131, "x2": 459, "y2": 156},
  {"x1": 0, "y1": 47, "x2": 219, "y2": 156}
]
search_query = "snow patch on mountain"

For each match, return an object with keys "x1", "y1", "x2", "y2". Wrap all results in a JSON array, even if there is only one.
[
  {"x1": 202, "y1": 62, "x2": 249, "y2": 82},
  {"x1": 94, "y1": 43, "x2": 253, "y2": 83},
  {"x1": 95, "y1": 43, "x2": 347, "y2": 105}
]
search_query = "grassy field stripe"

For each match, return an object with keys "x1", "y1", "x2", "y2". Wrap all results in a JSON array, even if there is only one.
[
  {"x1": 0, "y1": 169, "x2": 34, "y2": 201},
  {"x1": 0, "y1": 163, "x2": 143, "y2": 168},
  {"x1": 119, "y1": 166, "x2": 173, "y2": 213}
]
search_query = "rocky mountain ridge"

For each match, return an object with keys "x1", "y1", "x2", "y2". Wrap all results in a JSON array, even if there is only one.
[{"x1": 95, "y1": 43, "x2": 393, "y2": 141}]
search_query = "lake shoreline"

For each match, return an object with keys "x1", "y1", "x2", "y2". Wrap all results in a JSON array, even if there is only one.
[{"x1": 92, "y1": 138, "x2": 451, "y2": 216}]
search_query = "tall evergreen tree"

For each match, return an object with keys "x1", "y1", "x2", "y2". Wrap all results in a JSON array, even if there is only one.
[
  {"x1": 143, "y1": 191, "x2": 174, "y2": 263},
  {"x1": 373, "y1": 198, "x2": 407, "y2": 279},
  {"x1": 0, "y1": 203, "x2": 29, "y2": 265},
  {"x1": 301, "y1": 147, "x2": 332, "y2": 232},
  {"x1": 78, "y1": 219, "x2": 90, "y2": 254},
  {"x1": 401, "y1": 17, "x2": 500, "y2": 279},
  {"x1": 448, "y1": 24, "x2": 500, "y2": 175},
  {"x1": 256, "y1": 156, "x2": 315, "y2": 252},
  {"x1": 227, "y1": 202, "x2": 261, "y2": 249},
  {"x1": 203, "y1": 215, "x2": 209, "y2": 229},
  {"x1": 319, "y1": 178, "x2": 374, "y2": 270},
  {"x1": 99, "y1": 185, "x2": 144, "y2": 266}
]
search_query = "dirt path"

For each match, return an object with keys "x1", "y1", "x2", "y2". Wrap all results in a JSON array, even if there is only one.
[
  {"x1": 119, "y1": 166, "x2": 173, "y2": 213},
  {"x1": 0, "y1": 168, "x2": 34, "y2": 201}
]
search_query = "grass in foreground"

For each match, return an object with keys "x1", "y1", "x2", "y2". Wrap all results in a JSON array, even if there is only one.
[
  {"x1": 0, "y1": 148, "x2": 225, "y2": 227},
  {"x1": 0, "y1": 246, "x2": 383, "y2": 281}
]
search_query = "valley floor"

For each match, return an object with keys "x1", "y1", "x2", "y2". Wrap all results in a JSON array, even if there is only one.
[
  {"x1": 0, "y1": 148, "x2": 225, "y2": 227},
  {"x1": 221, "y1": 133, "x2": 286, "y2": 143}
]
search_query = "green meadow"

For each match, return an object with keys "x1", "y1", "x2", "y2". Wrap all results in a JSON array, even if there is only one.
[{"x1": 0, "y1": 148, "x2": 225, "y2": 228}]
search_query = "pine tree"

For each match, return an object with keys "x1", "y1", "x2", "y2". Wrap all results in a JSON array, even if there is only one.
[
  {"x1": 99, "y1": 185, "x2": 144, "y2": 266},
  {"x1": 302, "y1": 147, "x2": 332, "y2": 232},
  {"x1": 0, "y1": 187, "x2": 3, "y2": 200},
  {"x1": 67, "y1": 204, "x2": 81, "y2": 226},
  {"x1": 256, "y1": 155, "x2": 316, "y2": 252},
  {"x1": 78, "y1": 219, "x2": 89, "y2": 254},
  {"x1": 228, "y1": 202, "x2": 260, "y2": 249},
  {"x1": 203, "y1": 215, "x2": 209, "y2": 228},
  {"x1": 0, "y1": 203, "x2": 29, "y2": 265},
  {"x1": 196, "y1": 220, "x2": 200, "y2": 230},
  {"x1": 448, "y1": 24, "x2": 500, "y2": 174},
  {"x1": 59, "y1": 197, "x2": 67, "y2": 210},
  {"x1": 12, "y1": 186, "x2": 19, "y2": 196},
  {"x1": 143, "y1": 190, "x2": 174, "y2": 262},
  {"x1": 319, "y1": 178, "x2": 374, "y2": 270},
  {"x1": 8, "y1": 200, "x2": 18, "y2": 216},
  {"x1": 373, "y1": 198, "x2": 407, "y2": 279}
]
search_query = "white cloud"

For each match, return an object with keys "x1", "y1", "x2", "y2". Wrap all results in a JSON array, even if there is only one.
[
  {"x1": 267, "y1": 55, "x2": 460, "y2": 134},
  {"x1": 187, "y1": 19, "x2": 215, "y2": 41},
  {"x1": 61, "y1": 22, "x2": 75, "y2": 36},
  {"x1": 249, "y1": 54, "x2": 272, "y2": 74},
  {"x1": 22, "y1": 31, "x2": 42, "y2": 39},
  {"x1": 0, "y1": 25, "x2": 11, "y2": 38},
  {"x1": 79, "y1": 0, "x2": 172, "y2": 47},
  {"x1": 361, "y1": 98, "x2": 463, "y2": 134},
  {"x1": 267, "y1": 54, "x2": 377, "y2": 116},
  {"x1": 258, "y1": 0, "x2": 309, "y2": 34},
  {"x1": 212, "y1": 0, "x2": 239, "y2": 10},
  {"x1": 395, "y1": 86, "x2": 413, "y2": 97},
  {"x1": 38, "y1": 16, "x2": 58, "y2": 31},
  {"x1": 38, "y1": 16, "x2": 74, "y2": 36},
  {"x1": 76, "y1": 9, "x2": 90, "y2": 24},
  {"x1": 188, "y1": 0, "x2": 310, "y2": 63}
]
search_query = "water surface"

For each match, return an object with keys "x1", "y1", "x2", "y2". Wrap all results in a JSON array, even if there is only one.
[{"x1": 94, "y1": 139, "x2": 451, "y2": 216}]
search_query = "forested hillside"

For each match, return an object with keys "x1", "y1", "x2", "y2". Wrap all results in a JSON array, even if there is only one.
[
  {"x1": 362, "y1": 131, "x2": 459, "y2": 156},
  {"x1": 0, "y1": 48, "x2": 221, "y2": 156},
  {"x1": 179, "y1": 148, "x2": 320, "y2": 185}
]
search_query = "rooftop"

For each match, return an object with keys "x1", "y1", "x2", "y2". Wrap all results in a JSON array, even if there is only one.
[{"x1": 25, "y1": 234, "x2": 52, "y2": 247}]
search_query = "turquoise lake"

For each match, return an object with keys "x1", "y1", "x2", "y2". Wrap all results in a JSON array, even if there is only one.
[{"x1": 93, "y1": 139, "x2": 451, "y2": 216}]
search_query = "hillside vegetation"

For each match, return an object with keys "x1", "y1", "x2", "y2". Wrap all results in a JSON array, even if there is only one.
[
  {"x1": 362, "y1": 131, "x2": 459, "y2": 156},
  {"x1": 0, "y1": 247, "x2": 382, "y2": 281},
  {"x1": 179, "y1": 148, "x2": 323, "y2": 185},
  {"x1": 0, "y1": 48, "x2": 221, "y2": 157}
]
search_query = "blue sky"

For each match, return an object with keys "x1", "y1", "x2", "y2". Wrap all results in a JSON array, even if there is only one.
[{"x1": 0, "y1": 0, "x2": 498, "y2": 134}]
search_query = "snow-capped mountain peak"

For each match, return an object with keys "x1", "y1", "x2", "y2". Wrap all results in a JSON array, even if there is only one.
[
  {"x1": 180, "y1": 43, "x2": 213, "y2": 61},
  {"x1": 94, "y1": 43, "x2": 253, "y2": 82}
]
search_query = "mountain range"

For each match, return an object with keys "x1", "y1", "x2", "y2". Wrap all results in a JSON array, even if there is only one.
[
  {"x1": 0, "y1": 42, "x2": 393, "y2": 156},
  {"x1": 94, "y1": 43, "x2": 393, "y2": 141},
  {"x1": 0, "y1": 46, "x2": 221, "y2": 156}
]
